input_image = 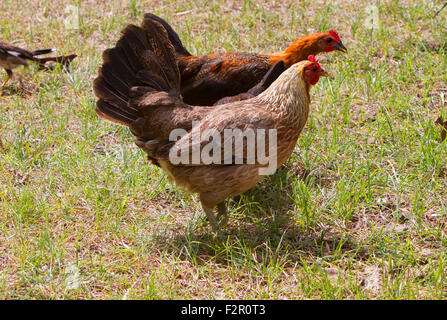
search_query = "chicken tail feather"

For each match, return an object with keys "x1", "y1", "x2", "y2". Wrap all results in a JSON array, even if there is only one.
[
  {"x1": 31, "y1": 48, "x2": 55, "y2": 56},
  {"x1": 93, "y1": 18, "x2": 181, "y2": 126},
  {"x1": 144, "y1": 12, "x2": 192, "y2": 57},
  {"x1": 36, "y1": 53, "x2": 77, "y2": 64}
]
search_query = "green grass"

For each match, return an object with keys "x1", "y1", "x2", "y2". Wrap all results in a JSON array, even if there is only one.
[{"x1": 0, "y1": 0, "x2": 446, "y2": 299}]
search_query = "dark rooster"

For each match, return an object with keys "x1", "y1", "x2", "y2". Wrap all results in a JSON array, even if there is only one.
[
  {"x1": 145, "y1": 13, "x2": 344, "y2": 106},
  {"x1": 0, "y1": 40, "x2": 77, "y2": 88},
  {"x1": 94, "y1": 18, "x2": 328, "y2": 231}
]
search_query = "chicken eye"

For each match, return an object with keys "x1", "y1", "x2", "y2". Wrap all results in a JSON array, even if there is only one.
[
  {"x1": 312, "y1": 67, "x2": 317, "y2": 72},
  {"x1": 326, "y1": 38, "x2": 333, "y2": 43}
]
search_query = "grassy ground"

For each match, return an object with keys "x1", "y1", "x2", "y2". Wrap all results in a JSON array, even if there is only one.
[{"x1": 0, "y1": 0, "x2": 446, "y2": 299}]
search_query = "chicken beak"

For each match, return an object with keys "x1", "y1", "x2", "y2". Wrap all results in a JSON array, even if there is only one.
[
  {"x1": 334, "y1": 42, "x2": 347, "y2": 53},
  {"x1": 320, "y1": 69, "x2": 329, "y2": 77}
]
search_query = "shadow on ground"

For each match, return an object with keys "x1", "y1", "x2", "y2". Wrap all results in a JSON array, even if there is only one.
[{"x1": 148, "y1": 164, "x2": 368, "y2": 267}]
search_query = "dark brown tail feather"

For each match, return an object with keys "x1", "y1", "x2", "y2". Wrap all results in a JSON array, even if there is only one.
[
  {"x1": 36, "y1": 54, "x2": 77, "y2": 68},
  {"x1": 143, "y1": 13, "x2": 192, "y2": 57},
  {"x1": 96, "y1": 100, "x2": 138, "y2": 127},
  {"x1": 93, "y1": 18, "x2": 180, "y2": 126},
  {"x1": 31, "y1": 48, "x2": 55, "y2": 56}
]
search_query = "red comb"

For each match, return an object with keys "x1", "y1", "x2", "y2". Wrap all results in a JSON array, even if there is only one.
[
  {"x1": 307, "y1": 55, "x2": 318, "y2": 63},
  {"x1": 328, "y1": 29, "x2": 341, "y2": 42},
  {"x1": 307, "y1": 55, "x2": 322, "y2": 71}
]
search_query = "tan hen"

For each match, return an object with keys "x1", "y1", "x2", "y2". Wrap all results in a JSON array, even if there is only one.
[{"x1": 93, "y1": 18, "x2": 328, "y2": 231}]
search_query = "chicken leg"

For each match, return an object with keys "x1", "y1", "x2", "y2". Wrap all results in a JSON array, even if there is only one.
[
  {"x1": 216, "y1": 202, "x2": 228, "y2": 227},
  {"x1": 201, "y1": 202, "x2": 228, "y2": 231},
  {"x1": 1, "y1": 69, "x2": 12, "y2": 89}
]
